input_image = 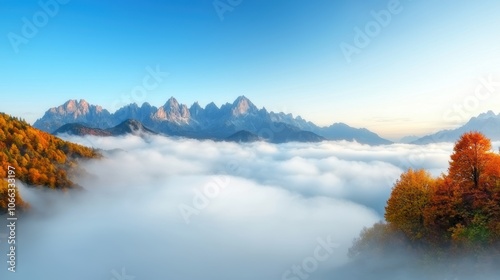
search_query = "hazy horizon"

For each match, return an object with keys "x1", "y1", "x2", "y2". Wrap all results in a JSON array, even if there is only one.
[
  {"x1": 3, "y1": 95, "x2": 500, "y2": 141},
  {"x1": 1, "y1": 0, "x2": 500, "y2": 139}
]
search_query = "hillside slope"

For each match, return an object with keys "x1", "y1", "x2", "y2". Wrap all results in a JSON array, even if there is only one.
[{"x1": 0, "y1": 113, "x2": 101, "y2": 213}]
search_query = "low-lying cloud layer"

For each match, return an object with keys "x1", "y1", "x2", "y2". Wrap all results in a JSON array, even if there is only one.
[{"x1": 1, "y1": 135, "x2": 458, "y2": 280}]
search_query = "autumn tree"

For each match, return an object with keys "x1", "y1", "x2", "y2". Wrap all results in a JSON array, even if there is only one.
[
  {"x1": 442, "y1": 132, "x2": 500, "y2": 249},
  {"x1": 351, "y1": 131, "x2": 500, "y2": 261},
  {"x1": 423, "y1": 176, "x2": 463, "y2": 246},
  {"x1": 385, "y1": 169, "x2": 435, "y2": 242},
  {"x1": 484, "y1": 151, "x2": 500, "y2": 189},
  {"x1": 448, "y1": 131, "x2": 493, "y2": 190}
]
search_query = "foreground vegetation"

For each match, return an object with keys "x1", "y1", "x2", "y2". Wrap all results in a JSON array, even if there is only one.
[
  {"x1": 0, "y1": 113, "x2": 100, "y2": 213},
  {"x1": 350, "y1": 132, "x2": 500, "y2": 272}
]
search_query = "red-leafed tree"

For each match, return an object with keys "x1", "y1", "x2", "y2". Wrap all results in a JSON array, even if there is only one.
[{"x1": 448, "y1": 131, "x2": 493, "y2": 190}]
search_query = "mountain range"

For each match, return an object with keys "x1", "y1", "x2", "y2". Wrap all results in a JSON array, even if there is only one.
[
  {"x1": 412, "y1": 111, "x2": 500, "y2": 144},
  {"x1": 34, "y1": 96, "x2": 392, "y2": 145}
]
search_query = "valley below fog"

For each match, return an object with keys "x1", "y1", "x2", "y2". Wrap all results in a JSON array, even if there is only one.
[{"x1": 1, "y1": 134, "x2": 473, "y2": 280}]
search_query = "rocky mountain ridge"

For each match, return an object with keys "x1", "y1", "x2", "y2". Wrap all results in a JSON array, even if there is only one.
[
  {"x1": 34, "y1": 96, "x2": 392, "y2": 145},
  {"x1": 412, "y1": 111, "x2": 500, "y2": 144}
]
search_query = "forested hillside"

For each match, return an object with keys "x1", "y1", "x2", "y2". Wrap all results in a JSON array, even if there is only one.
[{"x1": 0, "y1": 113, "x2": 100, "y2": 213}]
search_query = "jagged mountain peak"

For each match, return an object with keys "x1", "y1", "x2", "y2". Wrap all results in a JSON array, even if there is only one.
[
  {"x1": 189, "y1": 102, "x2": 203, "y2": 117},
  {"x1": 164, "y1": 97, "x2": 180, "y2": 108},
  {"x1": 205, "y1": 102, "x2": 219, "y2": 110},
  {"x1": 55, "y1": 99, "x2": 106, "y2": 115},
  {"x1": 54, "y1": 99, "x2": 86, "y2": 114},
  {"x1": 476, "y1": 110, "x2": 497, "y2": 120},
  {"x1": 154, "y1": 97, "x2": 189, "y2": 123},
  {"x1": 35, "y1": 96, "x2": 393, "y2": 145},
  {"x1": 63, "y1": 98, "x2": 87, "y2": 106},
  {"x1": 231, "y1": 95, "x2": 258, "y2": 116},
  {"x1": 37, "y1": 99, "x2": 112, "y2": 133},
  {"x1": 233, "y1": 95, "x2": 251, "y2": 103},
  {"x1": 78, "y1": 99, "x2": 89, "y2": 106},
  {"x1": 191, "y1": 101, "x2": 201, "y2": 108}
]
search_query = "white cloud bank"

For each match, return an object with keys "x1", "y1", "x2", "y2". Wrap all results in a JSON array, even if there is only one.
[{"x1": 1, "y1": 135, "x2": 455, "y2": 280}]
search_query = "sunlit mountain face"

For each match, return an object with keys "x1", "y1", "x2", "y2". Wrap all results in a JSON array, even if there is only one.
[{"x1": 33, "y1": 97, "x2": 392, "y2": 145}]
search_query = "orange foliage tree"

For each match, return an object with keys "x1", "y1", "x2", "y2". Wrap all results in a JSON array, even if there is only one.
[
  {"x1": 351, "y1": 131, "x2": 500, "y2": 259},
  {"x1": 448, "y1": 131, "x2": 493, "y2": 190},
  {"x1": 385, "y1": 169, "x2": 435, "y2": 242}
]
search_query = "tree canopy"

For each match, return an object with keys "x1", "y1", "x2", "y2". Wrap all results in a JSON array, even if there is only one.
[
  {"x1": 449, "y1": 131, "x2": 493, "y2": 189},
  {"x1": 351, "y1": 131, "x2": 500, "y2": 260},
  {"x1": 385, "y1": 169, "x2": 435, "y2": 241}
]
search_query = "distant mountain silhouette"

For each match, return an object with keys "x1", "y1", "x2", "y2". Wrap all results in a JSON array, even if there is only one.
[
  {"x1": 225, "y1": 130, "x2": 262, "y2": 143},
  {"x1": 399, "y1": 135, "x2": 420, "y2": 144},
  {"x1": 54, "y1": 119, "x2": 156, "y2": 137},
  {"x1": 54, "y1": 123, "x2": 112, "y2": 136},
  {"x1": 413, "y1": 111, "x2": 500, "y2": 144},
  {"x1": 314, "y1": 123, "x2": 391, "y2": 145},
  {"x1": 35, "y1": 96, "x2": 392, "y2": 145}
]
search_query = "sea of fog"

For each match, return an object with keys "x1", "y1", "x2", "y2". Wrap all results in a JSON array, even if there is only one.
[{"x1": 3, "y1": 134, "x2": 483, "y2": 280}]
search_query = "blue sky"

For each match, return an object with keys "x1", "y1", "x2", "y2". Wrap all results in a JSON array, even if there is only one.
[{"x1": 1, "y1": 0, "x2": 500, "y2": 139}]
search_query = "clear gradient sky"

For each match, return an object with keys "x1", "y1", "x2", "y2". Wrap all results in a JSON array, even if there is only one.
[{"x1": 1, "y1": 0, "x2": 500, "y2": 140}]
